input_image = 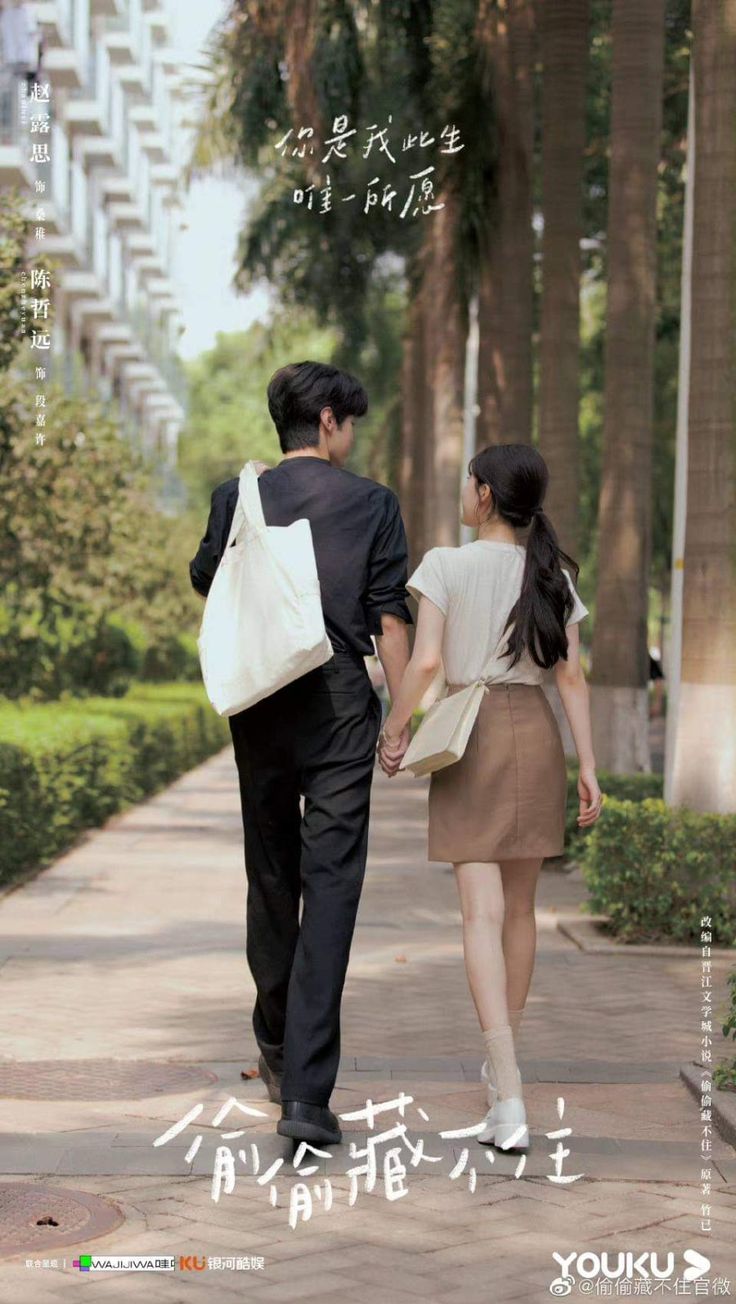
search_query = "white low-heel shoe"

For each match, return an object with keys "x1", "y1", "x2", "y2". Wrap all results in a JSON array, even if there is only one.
[
  {"x1": 481, "y1": 1058, "x2": 522, "y2": 1109},
  {"x1": 477, "y1": 1095, "x2": 530, "y2": 1151}
]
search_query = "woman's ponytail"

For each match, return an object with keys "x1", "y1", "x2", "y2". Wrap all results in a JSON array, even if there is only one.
[{"x1": 468, "y1": 444, "x2": 580, "y2": 670}]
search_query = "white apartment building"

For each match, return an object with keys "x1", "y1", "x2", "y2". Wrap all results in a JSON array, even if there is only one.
[{"x1": 0, "y1": 0, "x2": 187, "y2": 467}]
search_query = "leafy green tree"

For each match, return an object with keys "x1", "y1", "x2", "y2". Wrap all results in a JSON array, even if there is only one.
[{"x1": 0, "y1": 191, "x2": 204, "y2": 697}]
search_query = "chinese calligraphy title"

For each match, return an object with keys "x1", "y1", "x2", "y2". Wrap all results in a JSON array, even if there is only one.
[{"x1": 275, "y1": 113, "x2": 464, "y2": 219}]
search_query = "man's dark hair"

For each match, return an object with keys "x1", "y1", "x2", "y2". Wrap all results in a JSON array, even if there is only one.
[{"x1": 267, "y1": 361, "x2": 368, "y2": 452}]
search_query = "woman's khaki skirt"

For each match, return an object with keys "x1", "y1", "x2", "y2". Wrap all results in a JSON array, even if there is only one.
[{"x1": 427, "y1": 682, "x2": 567, "y2": 863}]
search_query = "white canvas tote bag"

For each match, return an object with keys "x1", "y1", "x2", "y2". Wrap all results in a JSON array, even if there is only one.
[{"x1": 197, "y1": 460, "x2": 334, "y2": 716}]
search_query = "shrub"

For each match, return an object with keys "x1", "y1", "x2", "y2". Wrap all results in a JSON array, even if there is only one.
[
  {"x1": 579, "y1": 797, "x2": 736, "y2": 945},
  {"x1": 713, "y1": 969, "x2": 736, "y2": 1091},
  {"x1": 0, "y1": 601, "x2": 146, "y2": 700},
  {"x1": 0, "y1": 684, "x2": 229, "y2": 886},
  {"x1": 141, "y1": 631, "x2": 201, "y2": 682}
]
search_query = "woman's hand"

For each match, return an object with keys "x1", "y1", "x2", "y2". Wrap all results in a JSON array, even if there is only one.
[
  {"x1": 377, "y1": 722, "x2": 411, "y2": 777},
  {"x1": 577, "y1": 767, "x2": 603, "y2": 827}
]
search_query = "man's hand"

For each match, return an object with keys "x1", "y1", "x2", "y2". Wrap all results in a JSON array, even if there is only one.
[{"x1": 377, "y1": 722, "x2": 411, "y2": 777}]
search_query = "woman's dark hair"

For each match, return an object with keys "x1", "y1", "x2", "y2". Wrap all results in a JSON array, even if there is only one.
[
  {"x1": 468, "y1": 443, "x2": 581, "y2": 670},
  {"x1": 267, "y1": 361, "x2": 368, "y2": 452}
]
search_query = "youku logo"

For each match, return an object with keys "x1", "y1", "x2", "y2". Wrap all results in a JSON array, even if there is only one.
[{"x1": 548, "y1": 1248, "x2": 711, "y2": 1295}]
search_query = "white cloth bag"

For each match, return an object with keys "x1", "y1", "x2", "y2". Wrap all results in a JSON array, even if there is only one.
[
  {"x1": 197, "y1": 460, "x2": 334, "y2": 716},
  {"x1": 398, "y1": 679, "x2": 489, "y2": 777},
  {"x1": 399, "y1": 626, "x2": 512, "y2": 777}
]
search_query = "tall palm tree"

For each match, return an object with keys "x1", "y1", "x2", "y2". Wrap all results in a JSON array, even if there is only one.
[
  {"x1": 399, "y1": 254, "x2": 431, "y2": 570},
  {"x1": 395, "y1": 0, "x2": 489, "y2": 556},
  {"x1": 537, "y1": 0, "x2": 590, "y2": 758},
  {"x1": 589, "y1": 0, "x2": 666, "y2": 773},
  {"x1": 669, "y1": 0, "x2": 736, "y2": 813},
  {"x1": 476, "y1": 0, "x2": 536, "y2": 447},
  {"x1": 426, "y1": 187, "x2": 468, "y2": 547},
  {"x1": 538, "y1": 0, "x2": 589, "y2": 557}
]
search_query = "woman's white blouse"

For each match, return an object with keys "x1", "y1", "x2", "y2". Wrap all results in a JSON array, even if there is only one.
[{"x1": 406, "y1": 540, "x2": 589, "y2": 686}]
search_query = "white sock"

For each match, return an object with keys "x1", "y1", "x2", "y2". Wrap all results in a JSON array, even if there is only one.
[
  {"x1": 508, "y1": 1005, "x2": 525, "y2": 1041},
  {"x1": 485, "y1": 1006, "x2": 524, "y2": 1087},
  {"x1": 482, "y1": 1024, "x2": 522, "y2": 1100}
]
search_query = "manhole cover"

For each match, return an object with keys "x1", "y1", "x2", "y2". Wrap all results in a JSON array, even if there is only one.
[
  {"x1": 0, "y1": 1060, "x2": 218, "y2": 1100},
  {"x1": 0, "y1": 1182, "x2": 124, "y2": 1258}
]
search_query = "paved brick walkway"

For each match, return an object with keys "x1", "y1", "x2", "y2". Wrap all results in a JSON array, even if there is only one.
[{"x1": 1, "y1": 746, "x2": 734, "y2": 1301}]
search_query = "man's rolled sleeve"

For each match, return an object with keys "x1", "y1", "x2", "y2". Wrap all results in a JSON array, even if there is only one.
[
  {"x1": 189, "y1": 483, "x2": 236, "y2": 598},
  {"x1": 363, "y1": 490, "x2": 414, "y2": 635}
]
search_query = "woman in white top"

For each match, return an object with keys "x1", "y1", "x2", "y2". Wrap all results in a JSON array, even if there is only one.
[{"x1": 377, "y1": 443, "x2": 602, "y2": 1152}]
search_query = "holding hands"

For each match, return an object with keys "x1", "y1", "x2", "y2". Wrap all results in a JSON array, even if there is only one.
[{"x1": 377, "y1": 720, "x2": 411, "y2": 777}]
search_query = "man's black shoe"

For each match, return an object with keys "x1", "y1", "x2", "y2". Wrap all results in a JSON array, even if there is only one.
[
  {"x1": 277, "y1": 1100, "x2": 342, "y2": 1145},
  {"x1": 257, "y1": 1053, "x2": 282, "y2": 1104}
]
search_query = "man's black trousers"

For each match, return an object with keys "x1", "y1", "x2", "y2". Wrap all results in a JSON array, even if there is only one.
[{"x1": 228, "y1": 650, "x2": 383, "y2": 1107}]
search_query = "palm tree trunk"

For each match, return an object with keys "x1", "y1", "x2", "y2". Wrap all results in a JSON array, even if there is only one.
[
  {"x1": 589, "y1": 0, "x2": 665, "y2": 773},
  {"x1": 426, "y1": 189, "x2": 467, "y2": 547},
  {"x1": 537, "y1": 0, "x2": 590, "y2": 756},
  {"x1": 399, "y1": 270, "x2": 430, "y2": 572},
  {"x1": 476, "y1": 0, "x2": 536, "y2": 447},
  {"x1": 538, "y1": 0, "x2": 589, "y2": 557},
  {"x1": 668, "y1": 0, "x2": 736, "y2": 813}
]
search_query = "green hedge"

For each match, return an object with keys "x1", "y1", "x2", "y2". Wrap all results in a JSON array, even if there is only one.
[
  {"x1": 0, "y1": 603, "x2": 202, "y2": 700},
  {"x1": 0, "y1": 684, "x2": 229, "y2": 887},
  {"x1": 579, "y1": 796, "x2": 736, "y2": 946},
  {"x1": 713, "y1": 970, "x2": 736, "y2": 1091}
]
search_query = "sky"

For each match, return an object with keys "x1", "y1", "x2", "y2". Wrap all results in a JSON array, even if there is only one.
[{"x1": 165, "y1": 0, "x2": 271, "y2": 361}]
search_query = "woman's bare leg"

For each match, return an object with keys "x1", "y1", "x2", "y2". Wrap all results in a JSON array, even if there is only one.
[
  {"x1": 498, "y1": 857, "x2": 545, "y2": 1013},
  {"x1": 452, "y1": 860, "x2": 509, "y2": 1031},
  {"x1": 452, "y1": 860, "x2": 525, "y2": 1101}
]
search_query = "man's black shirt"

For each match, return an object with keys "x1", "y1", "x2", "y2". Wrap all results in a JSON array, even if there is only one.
[{"x1": 189, "y1": 456, "x2": 413, "y2": 658}]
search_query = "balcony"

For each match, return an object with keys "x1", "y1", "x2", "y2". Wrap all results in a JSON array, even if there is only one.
[
  {"x1": 102, "y1": 29, "x2": 137, "y2": 65},
  {"x1": 139, "y1": 131, "x2": 166, "y2": 162},
  {"x1": 35, "y1": 231, "x2": 87, "y2": 265},
  {"x1": 125, "y1": 231, "x2": 156, "y2": 257},
  {"x1": 0, "y1": 142, "x2": 35, "y2": 190},
  {"x1": 80, "y1": 136, "x2": 121, "y2": 170},
  {"x1": 42, "y1": 47, "x2": 85, "y2": 89},
  {"x1": 117, "y1": 64, "x2": 148, "y2": 97},
  {"x1": 64, "y1": 98, "x2": 106, "y2": 137},
  {"x1": 108, "y1": 201, "x2": 146, "y2": 231},
  {"x1": 96, "y1": 321, "x2": 135, "y2": 345},
  {"x1": 60, "y1": 270, "x2": 104, "y2": 301},
  {"x1": 74, "y1": 297, "x2": 117, "y2": 326},
  {"x1": 122, "y1": 362, "x2": 163, "y2": 386},
  {"x1": 144, "y1": 392, "x2": 184, "y2": 421},
  {"x1": 145, "y1": 276, "x2": 176, "y2": 301},
  {"x1": 129, "y1": 254, "x2": 166, "y2": 279},
  {"x1": 149, "y1": 162, "x2": 177, "y2": 188},
  {"x1": 147, "y1": 13, "x2": 168, "y2": 44},
  {"x1": 90, "y1": 0, "x2": 125, "y2": 14},
  {"x1": 99, "y1": 328, "x2": 144, "y2": 361},
  {"x1": 34, "y1": 0, "x2": 73, "y2": 49},
  {"x1": 0, "y1": 75, "x2": 35, "y2": 190},
  {"x1": 42, "y1": 198, "x2": 70, "y2": 236},
  {"x1": 101, "y1": 175, "x2": 136, "y2": 203},
  {"x1": 129, "y1": 105, "x2": 157, "y2": 130}
]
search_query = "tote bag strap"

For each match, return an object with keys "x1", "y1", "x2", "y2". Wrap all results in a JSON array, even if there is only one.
[
  {"x1": 239, "y1": 460, "x2": 267, "y2": 532},
  {"x1": 477, "y1": 618, "x2": 515, "y2": 686},
  {"x1": 220, "y1": 461, "x2": 266, "y2": 555}
]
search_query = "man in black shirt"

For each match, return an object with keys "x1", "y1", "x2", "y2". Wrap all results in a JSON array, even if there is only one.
[{"x1": 189, "y1": 361, "x2": 413, "y2": 1144}]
